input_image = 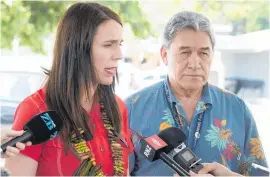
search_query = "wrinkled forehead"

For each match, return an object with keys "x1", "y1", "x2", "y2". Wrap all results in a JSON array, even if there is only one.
[{"x1": 170, "y1": 29, "x2": 213, "y2": 50}]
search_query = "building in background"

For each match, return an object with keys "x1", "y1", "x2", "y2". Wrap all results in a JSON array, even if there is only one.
[{"x1": 217, "y1": 29, "x2": 270, "y2": 100}]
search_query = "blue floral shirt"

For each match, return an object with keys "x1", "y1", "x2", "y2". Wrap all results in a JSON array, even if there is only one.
[{"x1": 125, "y1": 78, "x2": 268, "y2": 176}]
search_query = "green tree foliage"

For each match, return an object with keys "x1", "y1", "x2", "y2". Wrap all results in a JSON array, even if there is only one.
[
  {"x1": 100, "y1": 1, "x2": 150, "y2": 39},
  {"x1": 1, "y1": 0, "x2": 150, "y2": 54},
  {"x1": 195, "y1": 1, "x2": 269, "y2": 35},
  {"x1": 1, "y1": 0, "x2": 268, "y2": 54}
]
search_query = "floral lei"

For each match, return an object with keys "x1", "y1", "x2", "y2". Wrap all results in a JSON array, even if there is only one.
[{"x1": 70, "y1": 102, "x2": 124, "y2": 176}]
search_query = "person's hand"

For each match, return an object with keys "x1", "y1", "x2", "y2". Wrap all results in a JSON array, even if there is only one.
[
  {"x1": 189, "y1": 162, "x2": 243, "y2": 176},
  {"x1": 1, "y1": 130, "x2": 32, "y2": 158}
]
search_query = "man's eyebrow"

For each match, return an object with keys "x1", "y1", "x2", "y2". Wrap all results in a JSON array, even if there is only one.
[
  {"x1": 200, "y1": 47, "x2": 210, "y2": 51},
  {"x1": 178, "y1": 46, "x2": 191, "y2": 50}
]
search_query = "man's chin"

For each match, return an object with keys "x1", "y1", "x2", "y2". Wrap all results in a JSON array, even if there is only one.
[{"x1": 181, "y1": 82, "x2": 205, "y2": 90}]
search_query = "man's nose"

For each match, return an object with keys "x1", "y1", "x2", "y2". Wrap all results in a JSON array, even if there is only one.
[{"x1": 187, "y1": 52, "x2": 201, "y2": 70}]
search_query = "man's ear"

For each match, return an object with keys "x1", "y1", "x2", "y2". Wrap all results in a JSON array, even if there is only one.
[{"x1": 160, "y1": 46, "x2": 168, "y2": 66}]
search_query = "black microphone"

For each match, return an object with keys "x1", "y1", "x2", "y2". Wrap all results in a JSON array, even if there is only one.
[
  {"x1": 140, "y1": 132, "x2": 190, "y2": 176},
  {"x1": 140, "y1": 127, "x2": 204, "y2": 176},
  {"x1": 1, "y1": 111, "x2": 63, "y2": 152},
  {"x1": 158, "y1": 127, "x2": 204, "y2": 173}
]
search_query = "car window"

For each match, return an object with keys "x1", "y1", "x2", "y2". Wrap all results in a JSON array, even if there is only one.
[{"x1": 144, "y1": 76, "x2": 154, "y2": 80}]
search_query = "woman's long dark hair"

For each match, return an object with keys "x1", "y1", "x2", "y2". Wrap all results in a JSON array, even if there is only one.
[{"x1": 45, "y1": 2, "x2": 122, "y2": 146}]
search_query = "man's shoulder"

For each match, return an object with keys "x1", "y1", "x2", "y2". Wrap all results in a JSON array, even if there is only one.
[
  {"x1": 125, "y1": 81, "x2": 164, "y2": 107},
  {"x1": 208, "y1": 84, "x2": 246, "y2": 106}
]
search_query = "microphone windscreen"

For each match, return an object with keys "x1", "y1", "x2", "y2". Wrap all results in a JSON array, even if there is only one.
[
  {"x1": 23, "y1": 111, "x2": 63, "y2": 144},
  {"x1": 158, "y1": 127, "x2": 187, "y2": 153}
]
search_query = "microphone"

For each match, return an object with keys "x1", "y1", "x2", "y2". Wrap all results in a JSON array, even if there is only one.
[
  {"x1": 158, "y1": 127, "x2": 204, "y2": 173},
  {"x1": 140, "y1": 127, "x2": 204, "y2": 176},
  {"x1": 140, "y1": 130, "x2": 190, "y2": 176},
  {"x1": 1, "y1": 111, "x2": 63, "y2": 152}
]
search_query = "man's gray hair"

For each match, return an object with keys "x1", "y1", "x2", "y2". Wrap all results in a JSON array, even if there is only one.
[{"x1": 162, "y1": 11, "x2": 215, "y2": 49}]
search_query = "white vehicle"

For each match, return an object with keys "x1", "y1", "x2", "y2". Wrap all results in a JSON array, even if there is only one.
[
  {"x1": 0, "y1": 57, "x2": 50, "y2": 124},
  {"x1": 140, "y1": 66, "x2": 167, "y2": 89}
]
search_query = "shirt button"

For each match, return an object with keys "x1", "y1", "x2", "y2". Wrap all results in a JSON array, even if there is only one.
[{"x1": 100, "y1": 148, "x2": 104, "y2": 152}]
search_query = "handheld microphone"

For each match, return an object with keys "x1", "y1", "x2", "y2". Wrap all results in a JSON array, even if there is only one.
[
  {"x1": 1, "y1": 111, "x2": 63, "y2": 152},
  {"x1": 140, "y1": 132, "x2": 190, "y2": 176},
  {"x1": 158, "y1": 127, "x2": 204, "y2": 173},
  {"x1": 140, "y1": 127, "x2": 204, "y2": 176}
]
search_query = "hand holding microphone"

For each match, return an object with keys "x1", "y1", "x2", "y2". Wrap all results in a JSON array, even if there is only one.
[
  {"x1": 140, "y1": 127, "x2": 268, "y2": 176},
  {"x1": 140, "y1": 127, "x2": 239, "y2": 176},
  {"x1": 1, "y1": 130, "x2": 32, "y2": 158},
  {"x1": 189, "y1": 162, "x2": 243, "y2": 176},
  {"x1": 1, "y1": 111, "x2": 63, "y2": 156}
]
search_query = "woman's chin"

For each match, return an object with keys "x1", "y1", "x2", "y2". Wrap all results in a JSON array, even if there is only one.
[{"x1": 98, "y1": 78, "x2": 114, "y2": 86}]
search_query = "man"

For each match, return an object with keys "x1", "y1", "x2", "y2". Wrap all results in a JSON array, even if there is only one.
[{"x1": 126, "y1": 11, "x2": 268, "y2": 176}]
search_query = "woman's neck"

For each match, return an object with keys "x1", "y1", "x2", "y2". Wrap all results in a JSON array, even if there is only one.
[{"x1": 80, "y1": 86, "x2": 98, "y2": 113}]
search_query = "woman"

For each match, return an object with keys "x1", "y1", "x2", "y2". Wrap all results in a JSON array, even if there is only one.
[{"x1": 4, "y1": 2, "x2": 133, "y2": 176}]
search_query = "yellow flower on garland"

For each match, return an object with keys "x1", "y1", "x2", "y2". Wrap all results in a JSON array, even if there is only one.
[{"x1": 250, "y1": 138, "x2": 265, "y2": 159}]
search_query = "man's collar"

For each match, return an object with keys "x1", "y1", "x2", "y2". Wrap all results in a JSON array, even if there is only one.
[{"x1": 164, "y1": 77, "x2": 213, "y2": 106}]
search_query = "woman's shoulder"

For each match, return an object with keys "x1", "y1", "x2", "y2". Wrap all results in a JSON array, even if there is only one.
[
  {"x1": 114, "y1": 95, "x2": 129, "y2": 123},
  {"x1": 115, "y1": 95, "x2": 128, "y2": 111},
  {"x1": 115, "y1": 95, "x2": 125, "y2": 105},
  {"x1": 13, "y1": 88, "x2": 47, "y2": 130}
]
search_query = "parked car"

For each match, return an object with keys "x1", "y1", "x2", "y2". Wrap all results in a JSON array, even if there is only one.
[
  {"x1": 0, "y1": 58, "x2": 49, "y2": 124},
  {"x1": 225, "y1": 77, "x2": 265, "y2": 98},
  {"x1": 139, "y1": 66, "x2": 167, "y2": 88}
]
